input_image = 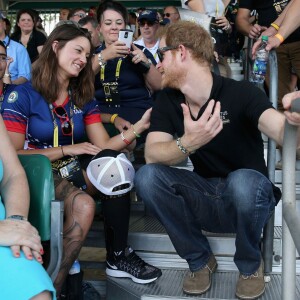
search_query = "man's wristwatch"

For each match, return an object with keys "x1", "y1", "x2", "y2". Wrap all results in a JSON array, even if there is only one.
[
  {"x1": 6, "y1": 215, "x2": 28, "y2": 221},
  {"x1": 98, "y1": 51, "x2": 107, "y2": 67}
]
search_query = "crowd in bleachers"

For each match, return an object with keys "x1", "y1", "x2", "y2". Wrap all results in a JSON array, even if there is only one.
[{"x1": 1, "y1": 0, "x2": 300, "y2": 299}]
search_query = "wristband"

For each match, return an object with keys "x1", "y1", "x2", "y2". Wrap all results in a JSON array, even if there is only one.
[
  {"x1": 270, "y1": 23, "x2": 279, "y2": 31},
  {"x1": 275, "y1": 33, "x2": 284, "y2": 43},
  {"x1": 110, "y1": 114, "x2": 118, "y2": 124},
  {"x1": 61, "y1": 146, "x2": 65, "y2": 157},
  {"x1": 121, "y1": 131, "x2": 131, "y2": 145},
  {"x1": 176, "y1": 137, "x2": 189, "y2": 155},
  {"x1": 3, "y1": 73, "x2": 10, "y2": 78},
  {"x1": 131, "y1": 125, "x2": 141, "y2": 138}
]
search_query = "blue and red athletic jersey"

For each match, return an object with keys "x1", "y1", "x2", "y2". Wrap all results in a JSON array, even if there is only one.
[{"x1": 1, "y1": 82, "x2": 101, "y2": 149}]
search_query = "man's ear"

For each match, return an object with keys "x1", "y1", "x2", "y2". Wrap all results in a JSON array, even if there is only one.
[
  {"x1": 52, "y1": 41, "x2": 59, "y2": 53},
  {"x1": 178, "y1": 44, "x2": 187, "y2": 61}
]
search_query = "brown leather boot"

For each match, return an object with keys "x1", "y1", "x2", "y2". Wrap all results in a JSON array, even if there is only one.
[
  {"x1": 183, "y1": 254, "x2": 217, "y2": 295},
  {"x1": 236, "y1": 260, "x2": 265, "y2": 300}
]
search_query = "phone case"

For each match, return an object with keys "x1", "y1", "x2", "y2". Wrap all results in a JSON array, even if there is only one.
[{"x1": 118, "y1": 29, "x2": 133, "y2": 48}]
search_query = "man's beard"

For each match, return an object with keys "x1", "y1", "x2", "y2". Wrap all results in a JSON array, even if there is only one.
[{"x1": 161, "y1": 67, "x2": 187, "y2": 90}]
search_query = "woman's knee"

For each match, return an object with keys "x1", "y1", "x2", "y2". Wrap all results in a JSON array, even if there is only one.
[
  {"x1": 65, "y1": 191, "x2": 96, "y2": 220},
  {"x1": 74, "y1": 193, "x2": 95, "y2": 215}
]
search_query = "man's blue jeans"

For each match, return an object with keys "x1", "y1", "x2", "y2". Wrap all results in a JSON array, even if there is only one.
[{"x1": 135, "y1": 164, "x2": 276, "y2": 276}]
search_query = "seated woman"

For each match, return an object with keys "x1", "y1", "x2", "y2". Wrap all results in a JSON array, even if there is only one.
[
  {"x1": 10, "y1": 9, "x2": 47, "y2": 63},
  {"x1": 92, "y1": 1, "x2": 162, "y2": 143},
  {"x1": 0, "y1": 115, "x2": 55, "y2": 299},
  {"x1": 1, "y1": 21, "x2": 161, "y2": 297}
]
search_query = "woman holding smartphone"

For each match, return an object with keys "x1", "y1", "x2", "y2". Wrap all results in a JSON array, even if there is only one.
[{"x1": 92, "y1": 0, "x2": 162, "y2": 143}]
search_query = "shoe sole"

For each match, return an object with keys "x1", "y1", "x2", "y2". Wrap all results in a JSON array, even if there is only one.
[
  {"x1": 235, "y1": 286, "x2": 265, "y2": 300},
  {"x1": 106, "y1": 268, "x2": 159, "y2": 284}
]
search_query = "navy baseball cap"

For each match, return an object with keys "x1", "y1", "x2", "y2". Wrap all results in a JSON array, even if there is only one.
[
  {"x1": 138, "y1": 10, "x2": 158, "y2": 23},
  {"x1": 160, "y1": 18, "x2": 170, "y2": 26}
]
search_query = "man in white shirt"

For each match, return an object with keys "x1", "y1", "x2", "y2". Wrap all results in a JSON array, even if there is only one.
[
  {"x1": 134, "y1": 10, "x2": 160, "y2": 63},
  {"x1": 0, "y1": 13, "x2": 31, "y2": 84}
]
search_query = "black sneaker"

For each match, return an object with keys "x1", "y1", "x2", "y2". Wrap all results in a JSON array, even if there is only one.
[{"x1": 106, "y1": 246, "x2": 162, "y2": 284}]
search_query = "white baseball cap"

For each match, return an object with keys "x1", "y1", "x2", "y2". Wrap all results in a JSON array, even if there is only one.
[{"x1": 87, "y1": 150, "x2": 135, "y2": 196}]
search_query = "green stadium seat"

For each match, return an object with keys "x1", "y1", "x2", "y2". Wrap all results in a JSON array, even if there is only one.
[{"x1": 18, "y1": 154, "x2": 64, "y2": 281}]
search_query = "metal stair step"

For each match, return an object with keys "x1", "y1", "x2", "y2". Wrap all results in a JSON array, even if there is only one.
[
  {"x1": 128, "y1": 214, "x2": 283, "y2": 256},
  {"x1": 106, "y1": 269, "x2": 300, "y2": 300}
]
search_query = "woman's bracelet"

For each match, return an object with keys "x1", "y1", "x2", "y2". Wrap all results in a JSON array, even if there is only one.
[
  {"x1": 131, "y1": 125, "x2": 141, "y2": 138},
  {"x1": 270, "y1": 23, "x2": 280, "y2": 31},
  {"x1": 61, "y1": 146, "x2": 65, "y2": 157},
  {"x1": 110, "y1": 114, "x2": 118, "y2": 124},
  {"x1": 275, "y1": 33, "x2": 284, "y2": 44},
  {"x1": 121, "y1": 131, "x2": 131, "y2": 145}
]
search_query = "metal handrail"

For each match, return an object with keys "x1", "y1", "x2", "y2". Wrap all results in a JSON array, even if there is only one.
[
  {"x1": 282, "y1": 98, "x2": 300, "y2": 300},
  {"x1": 244, "y1": 37, "x2": 253, "y2": 81},
  {"x1": 263, "y1": 49, "x2": 278, "y2": 274}
]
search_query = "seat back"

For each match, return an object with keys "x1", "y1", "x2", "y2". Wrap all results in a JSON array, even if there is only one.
[
  {"x1": 18, "y1": 154, "x2": 54, "y2": 241},
  {"x1": 18, "y1": 154, "x2": 63, "y2": 281}
]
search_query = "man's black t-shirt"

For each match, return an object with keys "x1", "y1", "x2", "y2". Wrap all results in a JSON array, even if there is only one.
[
  {"x1": 151, "y1": 73, "x2": 272, "y2": 179},
  {"x1": 239, "y1": 0, "x2": 300, "y2": 44}
]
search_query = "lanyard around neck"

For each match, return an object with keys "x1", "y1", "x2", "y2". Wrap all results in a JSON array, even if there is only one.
[
  {"x1": 100, "y1": 58, "x2": 123, "y2": 82},
  {"x1": 215, "y1": 1, "x2": 219, "y2": 17}
]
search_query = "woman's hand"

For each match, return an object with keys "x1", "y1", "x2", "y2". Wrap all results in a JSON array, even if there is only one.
[
  {"x1": 62, "y1": 142, "x2": 102, "y2": 157},
  {"x1": 0, "y1": 219, "x2": 44, "y2": 262},
  {"x1": 216, "y1": 16, "x2": 231, "y2": 31},
  {"x1": 114, "y1": 116, "x2": 131, "y2": 132},
  {"x1": 102, "y1": 41, "x2": 130, "y2": 61},
  {"x1": 133, "y1": 108, "x2": 152, "y2": 134},
  {"x1": 130, "y1": 44, "x2": 150, "y2": 65},
  {"x1": 6, "y1": 56, "x2": 13, "y2": 69}
]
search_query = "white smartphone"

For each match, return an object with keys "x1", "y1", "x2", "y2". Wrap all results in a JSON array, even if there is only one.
[{"x1": 118, "y1": 29, "x2": 133, "y2": 49}]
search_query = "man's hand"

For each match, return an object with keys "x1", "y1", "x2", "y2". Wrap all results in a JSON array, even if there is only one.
[
  {"x1": 252, "y1": 26, "x2": 277, "y2": 56},
  {"x1": 283, "y1": 91, "x2": 300, "y2": 126},
  {"x1": 249, "y1": 24, "x2": 268, "y2": 39},
  {"x1": 114, "y1": 116, "x2": 131, "y2": 132},
  {"x1": 181, "y1": 100, "x2": 223, "y2": 152},
  {"x1": 265, "y1": 36, "x2": 282, "y2": 51}
]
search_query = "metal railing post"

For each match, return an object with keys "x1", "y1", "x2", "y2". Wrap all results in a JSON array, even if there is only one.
[
  {"x1": 263, "y1": 50, "x2": 278, "y2": 274},
  {"x1": 281, "y1": 99, "x2": 300, "y2": 300}
]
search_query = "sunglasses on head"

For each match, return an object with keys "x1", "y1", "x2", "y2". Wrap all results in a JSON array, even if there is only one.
[
  {"x1": 73, "y1": 13, "x2": 86, "y2": 18},
  {"x1": 53, "y1": 106, "x2": 72, "y2": 136},
  {"x1": 157, "y1": 46, "x2": 178, "y2": 62},
  {"x1": 163, "y1": 12, "x2": 177, "y2": 17},
  {"x1": 139, "y1": 20, "x2": 157, "y2": 27}
]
